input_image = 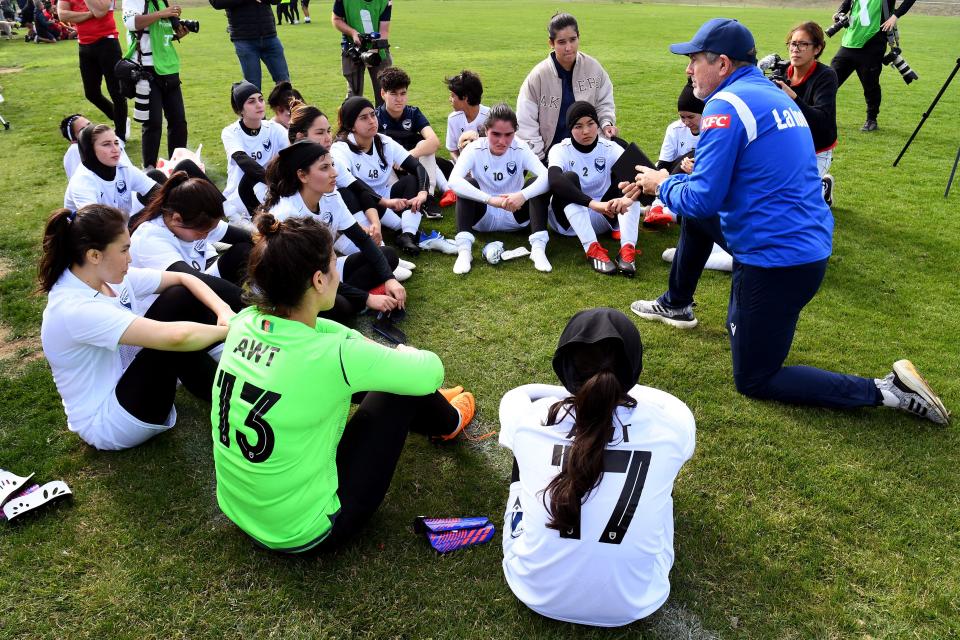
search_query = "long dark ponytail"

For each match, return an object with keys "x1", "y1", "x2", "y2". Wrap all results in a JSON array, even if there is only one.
[
  {"x1": 38, "y1": 204, "x2": 127, "y2": 293},
  {"x1": 130, "y1": 171, "x2": 225, "y2": 232},
  {"x1": 542, "y1": 341, "x2": 637, "y2": 534}
]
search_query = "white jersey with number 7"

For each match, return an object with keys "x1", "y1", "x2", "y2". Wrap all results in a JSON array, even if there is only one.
[{"x1": 499, "y1": 383, "x2": 695, "y2": 627}]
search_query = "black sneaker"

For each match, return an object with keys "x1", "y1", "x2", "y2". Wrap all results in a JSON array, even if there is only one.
[
  {"x1": 396, "y1": 231, "x2": 421, "y2": 256},
  {"x1": 629, "y1": 298, "x2": 697, "y2": 329},
  {"x1": 423, "y1": 195, "x2": 443, "y2": 219},
  {"x1": 876, "y1": 360, "x2": 951, "y2": 425},
  {"x1": 861, "y1": 119, "x2": 878, "y2": 132},
  {"x1": 821, "y1": 174, "x2": 834, "y2": 207}
]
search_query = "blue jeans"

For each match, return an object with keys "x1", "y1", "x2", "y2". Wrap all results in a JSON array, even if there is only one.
[
  {"x1": 661, "y1": 214, "x2": 880, "y2": 409},
  {"x1": 232, "y1": 36, "x2": 290, "y2": 90}
]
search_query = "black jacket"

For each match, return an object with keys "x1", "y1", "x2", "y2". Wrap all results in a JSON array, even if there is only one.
[
  {"x1": 790, "y1": 61, "x2": 838, "y2": 153},
  {"x1": 209, "y1": 0, "x2": 279, "y2": 41}
]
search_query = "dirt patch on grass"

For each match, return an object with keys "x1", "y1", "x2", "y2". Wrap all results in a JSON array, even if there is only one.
[
  {"x1": 0, "y1": 324, "x2": 44, "y2": 371},
  {"x1": 0, "y1": 67, "x2": 23, "y2": 75},
  {"x1": 0, "y1": 256, "x2": 13, "y2": 279}
]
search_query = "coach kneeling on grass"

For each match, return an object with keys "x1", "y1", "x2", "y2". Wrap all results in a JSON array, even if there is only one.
[{"x1": 621, "y1": 18, "x2": 950, "y2": 426}]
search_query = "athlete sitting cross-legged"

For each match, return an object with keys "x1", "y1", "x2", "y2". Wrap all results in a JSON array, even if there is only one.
[
  {"x1": 499, "y1": 308, "x2": 696, "y2": 627},
  {"x1": 211, "y1": 213, "x2": 475, "y2": 553}
]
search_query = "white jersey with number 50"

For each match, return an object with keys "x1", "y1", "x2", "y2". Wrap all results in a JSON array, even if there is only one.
[{"x1": 499, "y1": 383, "x2": 695, "y2": 627}]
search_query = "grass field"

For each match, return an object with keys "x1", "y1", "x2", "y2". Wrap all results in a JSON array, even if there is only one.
[{"x1": 1, "y1": 1, "x2": 959, "y2": 637}]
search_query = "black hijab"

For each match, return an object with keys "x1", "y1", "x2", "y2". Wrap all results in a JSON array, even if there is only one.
[
  {"x1": 552, "y1": 307, "x2": 643, "y2": 394},
  {"x1": 566, "y1": 100, "x2": 600, "y2": 154},
  {"x1": 77, "y1": 124, "x2": 117, "y2": 182}
]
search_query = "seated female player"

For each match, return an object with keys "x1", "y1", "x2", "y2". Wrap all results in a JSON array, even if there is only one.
[
  {"x1": 500, "y1": 307, "x2": 696, "y2": 627},
  {"x1": 210, "y1": 213, "x2": 475, "y2": 552},
  {"x1": 64, "y1": 124, "x2": 158, "y2": 219},
  {"x1": 39, "y1": 204, "x2": 234, "y2": 451},
  {"x1": 130, "y1": 171, "x2": 254, "y2": 311},
  {"x1": 447, "y1": 103, "x2": 551, "y2": 274},
  {"x1": 547, "y1": 101, "x2": 641, "y2": 277},
  {"x1": 286, "y1": 102, "x2": 417, "y2": 280},
  {"x1": 263, "y1": 141, "x2": 406, "y2": 319},
  {"x1": 331, "y1": 96, "x2": 430, "y2": 256},
  {"x1": 221, "y1": 81, "x2": 289, "y2": 225}
]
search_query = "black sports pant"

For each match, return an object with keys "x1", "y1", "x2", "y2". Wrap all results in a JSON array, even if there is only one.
[
  {"x1": 79, "y1": 37, "x2": 127, "y2": 141},
  {"x1": 455, "y1": 176, "x2": 548, "y2": 233},
  {"x1": 830, "y1": 31, "x2": 887, "y2": 121},
  {"x1": 321, "y1": 247, "x2": 400, "y2": 322},
  {"x1": 141, "y1": 69, "x2": 188, "y2": 169},
  {"x1": 549, "y1": 171, "x2": 620, "y2": 231},
  {"x1": 115, "y1": 285, "x2": 220, "y2": 425},
  {"x1": 310, "y1": 390, "x2": 459, "y2": 551}
]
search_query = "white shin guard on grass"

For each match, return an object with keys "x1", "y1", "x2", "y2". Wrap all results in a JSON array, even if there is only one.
[
  {"x1": 529, "y1": 230, "x2": 552, "y2": 272},
  {"x1": 564, "y1": 204, "x2": 599, "y2": 251},
  {"x1": 454, "y1": 231, "x2": 475, "y2": 274}
]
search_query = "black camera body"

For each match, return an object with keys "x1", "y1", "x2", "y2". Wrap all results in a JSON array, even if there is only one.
[
  {"x1": 883, "y1": 46, "x2": 919, "y2": 84},
  {"x1": 170, "y1": 16, "x2": 200, "y2": 34},
  {"x1": 345, "y1": 32, "x2": 389, "y2": 68},
  {"x1": 826, "y1": 12, "x2": 849, "y2": 38},
  {"x1": 758, "y1": 53, "x2": 790, "y2": 85}
]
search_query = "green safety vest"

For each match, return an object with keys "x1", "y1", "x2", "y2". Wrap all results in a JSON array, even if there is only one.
[
  {"x1": 125, "y1": 0, "x2": 180, "y2": 75},
  {"x1": 842, "y1": 0, "x2": 884, "y2": 49}
]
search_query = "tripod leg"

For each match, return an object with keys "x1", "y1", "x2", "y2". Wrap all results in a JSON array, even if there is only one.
[
  {"x1": 945, "y1": 146, "x2": 960, "y2": 198},
  {"x1": 894, "y1": 58, "x2": 960, "y2": 167}
]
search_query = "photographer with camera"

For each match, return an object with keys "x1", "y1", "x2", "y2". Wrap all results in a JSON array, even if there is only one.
[
  {"x1": 769, "y1": 22, "x2": 838, "y2": 204},
  {"x1": 209, "y1": 0, "x2": 291, "y2": 91},
  {"x1": 121, "y1": 0, "x2": 190, "y2": 169},
  {"x1": 331, "y1": 0, "x2": 392, "y2": 106},
  {"x1": 829, "y1": 0, "x2": 916, "y2": 132}
]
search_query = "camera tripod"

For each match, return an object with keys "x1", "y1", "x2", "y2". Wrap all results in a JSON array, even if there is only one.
[{"x1": 893, "y1": 57, "x2": 960, "y2": 197}]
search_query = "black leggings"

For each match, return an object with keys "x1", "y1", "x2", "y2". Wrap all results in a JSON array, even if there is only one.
[
  {"x1": 455, "y1": 176, "x2": 548, "y2": 233},
  {"x1": 309, "y1": 390, "x2": 459, "y2": 551},
  {"x1": 115, "y1": 285, "x2": 220, "y2": 425},
  {"x1": 141, "y1": 70, "x2": 188, "y2": 169},
  {"x1": 373, "y1": 174, "x2": 420, "y2": 219},
  {"x1": 79, "y1": 37, "x2": 127, "y2": 141},
  {"x1": 321, "y1": 247, "x2": 400, "y2": 322},
  {"x1": 549, "y1": 172, "x2": 621, "y2": 230},
  {"x1": 830, "y1": 31, "x2": 886, "y2": 120}
]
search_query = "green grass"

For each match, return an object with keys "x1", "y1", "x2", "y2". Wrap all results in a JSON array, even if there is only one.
[{"x1": 2, "y1": 1, "x2": 960, "y2": 637}]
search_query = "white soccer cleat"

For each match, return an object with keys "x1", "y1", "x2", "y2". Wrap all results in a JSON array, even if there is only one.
[
  {"x1": 393, "y1": 266, "x2": 412, "y2": 282},
  {"x1": 397, "y1": 259, "x2": 416, "y2": 271}
]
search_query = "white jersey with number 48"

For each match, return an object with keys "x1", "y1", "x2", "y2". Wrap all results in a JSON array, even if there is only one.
[{"x1": 499, "y1": 383, "x2": 695, "y2": 627}]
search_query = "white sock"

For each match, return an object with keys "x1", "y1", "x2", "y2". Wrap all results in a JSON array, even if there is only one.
[
  {"x1": 529, "y1": 230, "x2": 552, "y2": 272},
  {"x1": 393, "y1": 266, "x2": 412, "y2": 282},
  {"x1": 400, "y1": 209, "x2": 422, "y2": 236},
  {"x1": 563, "y1": 204, "x2": 598, "y2": 252},
  {"x1": 704, "y1": 244, "x2": 733, "y2": 272},
  {"x1": 617, "y1": 201, "x2": 642, "y2": 248},
  {"x1": 397, "y1": 259, "x2": 416, "y2": 270},
  {"x1": 380, "y1": 209, "x2": 402, "y2": 231},
  {"x1": 453, "y1": 231, "x2": 474, "y2": 274}
]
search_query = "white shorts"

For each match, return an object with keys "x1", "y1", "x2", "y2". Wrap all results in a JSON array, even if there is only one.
[
  {"x1": 74, "y1": 390, "x2": 176, "y2": 451},
  {"x1": 473, "y1": 205, "x2": 529, "y2": 233},
  {"x1": 816, "y1": 150, "x2": 833, "y2": 177}
]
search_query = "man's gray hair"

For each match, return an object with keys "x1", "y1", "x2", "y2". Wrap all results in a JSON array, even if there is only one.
[{"x1": 704, "y1": 51, "x2": 755, "y2": 68}]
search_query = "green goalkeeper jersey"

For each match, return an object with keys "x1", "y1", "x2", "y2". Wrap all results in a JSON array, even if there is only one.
[
  {"x1": 842, "y1": 0, "x2": 884, "y2": 49},
  {"x1": 211, "y1": 306, "x2": 444, "y2": 552}
]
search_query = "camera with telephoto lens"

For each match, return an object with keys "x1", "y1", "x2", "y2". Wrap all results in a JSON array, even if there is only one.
[
  {"x1": 758, "y1": 53, "x2": 790, "y2": 85},
  {"x1": 345, "y1": 32, "x2": 389, "y2": 68},
  {"x1": 826, "y1": 12, "x2": 849, "y2": 38},
  {"x1": 170, "y1": 16, "x2": 199, "y2": 33},
  {"x1": 883, "y1": 46, "x2": 918, "y2": 84}
]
